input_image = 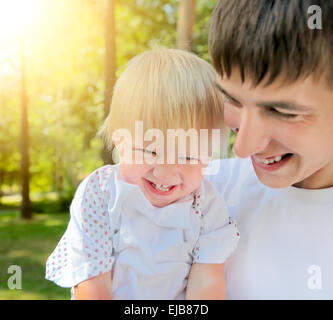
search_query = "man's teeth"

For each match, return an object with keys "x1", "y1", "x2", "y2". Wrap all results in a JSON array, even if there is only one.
[
  {"x1": 255, "y1": 155, "x2": 282, "y2": 165},
  {"x1": 153, "y1": 183, "x2": 171, "y2": 191}
]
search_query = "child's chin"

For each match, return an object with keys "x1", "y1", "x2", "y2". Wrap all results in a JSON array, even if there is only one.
[
  {"x1": 145, "y1": 194, "x2": 179, "y2": 208},
  {"x1": 149, "y1": 198, "x2": 174, "y2": 208}
]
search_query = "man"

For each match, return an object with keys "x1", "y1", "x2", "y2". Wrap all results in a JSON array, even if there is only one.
[{"x1": 206, "y1": 0, "x2": 333, "y2": 299}]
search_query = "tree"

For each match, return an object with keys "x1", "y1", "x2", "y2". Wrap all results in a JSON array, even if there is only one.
[
  {"x1": 19, "y1": 42, "x2": 32, "y2": 220},
  {"x1": 176, "y1": 0, "x2": 196, "y2": 51},
  {"x1": 102, "y1": 0, "x2": 117, "y2": 165},
  {"x1": 0, "y1": 0, "x2": 218, "y2": 207}
]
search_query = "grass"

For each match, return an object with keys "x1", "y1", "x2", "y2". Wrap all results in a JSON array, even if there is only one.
[{"x1": 0, "y1": 209, "x2": 72, "y2": 300}]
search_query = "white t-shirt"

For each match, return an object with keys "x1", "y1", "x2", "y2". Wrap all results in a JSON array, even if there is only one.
[
  {"x1": 206, "y1": 157, "x2": 333, "y2": 299},
  {"x1": 45, "y1": 164, "x2": 239, "y2": 299}
]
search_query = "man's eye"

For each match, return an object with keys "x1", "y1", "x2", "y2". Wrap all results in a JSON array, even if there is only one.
[{"x1": 269, "y1": 108, "x2": 298, "y2": 119}]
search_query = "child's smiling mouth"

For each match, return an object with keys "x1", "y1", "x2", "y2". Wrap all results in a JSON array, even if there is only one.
[{"x1": 143, "y1": 178, "x2": 178, "y2": 196}]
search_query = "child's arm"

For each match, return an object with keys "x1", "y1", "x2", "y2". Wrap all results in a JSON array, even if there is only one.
[
  {"x1": 74, "y1": 271, "x2": 113, "y2": 300},
  {"x1": 185, "y1": 263, "x2": 226, "y2": 300}
]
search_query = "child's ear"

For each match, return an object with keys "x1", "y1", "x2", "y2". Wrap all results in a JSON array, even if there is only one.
[
  {"x1": 111, "y1": 130, "x2": 134, "y2": 164},
  {"x1": 200, "y1": 161, "x2": 211, "y2": 175},
  {"x1": 111, "y1": 144, "x2": 120, "y2": 164},
  {"x1": 200, "y1": 154, "x2": 212, "y2": 167},
  {"x1": 112, "y1": 140, "x2": 131, "y2": 164}
]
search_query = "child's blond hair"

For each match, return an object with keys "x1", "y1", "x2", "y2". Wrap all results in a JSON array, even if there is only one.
[{"x1": 99, "y1": 48, "x2": 225, "y2": 150}]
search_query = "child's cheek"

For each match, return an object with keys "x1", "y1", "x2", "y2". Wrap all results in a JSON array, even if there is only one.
[
  {"x1": 183, "y1": 165, "x2": 205, "y2": 190},
  {"x1": 119, "y1": 163, "x2": 148, "y2": 185}
]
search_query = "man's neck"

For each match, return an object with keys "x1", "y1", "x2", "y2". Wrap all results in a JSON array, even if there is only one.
[{"x1": 293, "y1": 163, "x2": 333, "y2": 189}]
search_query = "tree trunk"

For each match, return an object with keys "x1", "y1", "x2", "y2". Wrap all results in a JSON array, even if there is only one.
[
  {"x1": 55, "y1": 88, "x2": 64, "y2": 192},
  {"x1": 0, "y1": 170, "x2": 4, "y2": 206},
  {"x1": 176, "y1": 0, "x2": 196, "y2": 51},
  {"x1": 102, "y1": 0, "x2": 117, "y2": 165},
  {"x1": 20, "y1": 41, "x2": 32, "y2": 220}
]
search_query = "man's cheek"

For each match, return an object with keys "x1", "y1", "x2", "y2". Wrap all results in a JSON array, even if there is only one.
[{"x1": 224, "y1": 104, "x2": 239, "y2": 129}]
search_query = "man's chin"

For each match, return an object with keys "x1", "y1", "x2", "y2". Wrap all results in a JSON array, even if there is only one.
[{"x1": 253, "y1": 167, "x2": 294, "y2": 189}]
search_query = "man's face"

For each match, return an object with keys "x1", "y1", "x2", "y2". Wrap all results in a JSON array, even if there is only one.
[{"x1": 216, "y1": 72, "x2": 333, "y2": 189}]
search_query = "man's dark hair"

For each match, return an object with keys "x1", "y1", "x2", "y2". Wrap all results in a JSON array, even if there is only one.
[{"x1": 209, "y1": 0, "x2": 333, "y2": 86}]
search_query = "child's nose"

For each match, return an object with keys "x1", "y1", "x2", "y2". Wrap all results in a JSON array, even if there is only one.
[{"x1": 152, "y1": 165, "x2": 176, "y2": 183}]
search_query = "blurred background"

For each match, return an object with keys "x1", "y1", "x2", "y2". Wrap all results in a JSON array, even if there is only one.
[{"x1": 0, "y1": 0, "x2": 233, "y2": 299}]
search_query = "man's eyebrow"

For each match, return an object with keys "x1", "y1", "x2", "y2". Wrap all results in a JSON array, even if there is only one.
[
  {"x1": 214, "y1": 82, "x2": 239, "y2": 100},
  {"x1": 215, "y1": 82, "x2": 313, "y2": 111}
]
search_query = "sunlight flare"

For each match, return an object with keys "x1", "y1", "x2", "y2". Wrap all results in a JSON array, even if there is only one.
[{"x1": 0, "y1": 0, "x2": 42, "y2": 42}]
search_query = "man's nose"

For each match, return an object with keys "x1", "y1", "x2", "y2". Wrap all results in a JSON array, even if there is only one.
[{"x1": 232, "y1": 108, "x2": 271, "y2": 158}]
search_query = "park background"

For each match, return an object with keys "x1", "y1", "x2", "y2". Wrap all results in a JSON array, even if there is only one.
[{"x1": 0, "y1": 0, "x2": 234, "y2": 299}]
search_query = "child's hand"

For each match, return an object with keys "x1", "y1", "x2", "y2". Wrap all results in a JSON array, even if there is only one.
[
  {"x1": 74, "y1": 271, "x2": 113, "y2": 300},
  {"x1": 185, "y1": 263, "x2": 226, "y2": 300}
]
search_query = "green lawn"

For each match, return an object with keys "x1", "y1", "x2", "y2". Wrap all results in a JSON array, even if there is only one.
[{"x1": 0, "y1": 209, "x2": 72, "y2": 300}]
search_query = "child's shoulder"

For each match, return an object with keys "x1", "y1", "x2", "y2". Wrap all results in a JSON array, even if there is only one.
[
  {"x1": 84, "y1": 164, "x2": 116, "y2": 189},
  {"x1": 74, "y1": 164, "x2": 119, "y2": 201},
  {"x1": 200, "y1": 177, "x2": 223, "y2": 202},
  {"x1": 69, "y1": 164, "x2": 122, "y2": 220}
]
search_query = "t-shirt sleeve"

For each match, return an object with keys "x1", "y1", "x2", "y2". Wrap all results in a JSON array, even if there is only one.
[
  {"x1": 195, "y1": 179, "x2": 240, "y2": 264},
  {"x1": 45, "y1": 166, "x2": 115, "y2": 288}
]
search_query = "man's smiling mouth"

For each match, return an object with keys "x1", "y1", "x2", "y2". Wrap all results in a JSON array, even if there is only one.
[
  {"x1": 252, "y1": 153, "x2": 293, "y2": 168},
  {"x1": 253, "y1": 154, "x2": 292, "y2": 165}
]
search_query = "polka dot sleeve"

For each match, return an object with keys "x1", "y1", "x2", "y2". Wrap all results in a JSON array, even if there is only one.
[
  {"x1": 45, "y1": 166, "x2": 114, "y2": 288},
  {"x1": 194, "y1": 179, "x2": 240, "y2": 264}
]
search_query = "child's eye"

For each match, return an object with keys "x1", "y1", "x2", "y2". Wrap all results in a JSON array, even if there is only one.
[
  {"x1": 133, "y1": 148, "x2": 157, "y2": 156},
  {"x1": 144, "y1": 149, "x2": 157, "y2": 156},
  {"x1": 178, "y1": 156, "x2": 199, "y2": 164},
  {"x1": 185, "y1": 156, "x2": 196, "y2": 161}
]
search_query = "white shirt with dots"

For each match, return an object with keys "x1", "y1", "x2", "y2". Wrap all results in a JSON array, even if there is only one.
[{"x1": 45, "y1": 164, "x2": 239, "y2": 299}]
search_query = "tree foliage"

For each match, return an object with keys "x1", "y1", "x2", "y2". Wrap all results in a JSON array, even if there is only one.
[{"x1": 0, "y1": 0, "x2": 218, "y2": 201}]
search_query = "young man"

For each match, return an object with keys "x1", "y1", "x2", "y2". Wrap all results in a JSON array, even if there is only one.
[{"x1": 206, "y1": 0, "x2": 333, "y2": 299}]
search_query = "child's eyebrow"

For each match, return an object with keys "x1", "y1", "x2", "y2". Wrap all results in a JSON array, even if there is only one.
[
  {"x1": 133, "y1": 147, "x2": 150, "y2": 151},
  {"x1": 215, "y1": 82, "x2": 313, "y2": 112},
  {"x1": 133, "y1": 147, "x2": 157, "y2": 154}
]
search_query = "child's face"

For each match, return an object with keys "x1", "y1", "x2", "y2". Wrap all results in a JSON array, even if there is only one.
[
  {"x1": 217, "y1": 71, "x2": 333, "y2": 189},
  {"x1": 118, "y1": 143, "x2": 209, "y2": 207}
]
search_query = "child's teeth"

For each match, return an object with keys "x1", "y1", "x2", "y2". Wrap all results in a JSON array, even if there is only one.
[{"x1": 154, "y1": 183, "x2": 170, "y2": 191}]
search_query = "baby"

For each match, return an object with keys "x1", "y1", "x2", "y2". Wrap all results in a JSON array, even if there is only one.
[{"x1": 45, "y1": 49, "x2": 239, "y2": 299}]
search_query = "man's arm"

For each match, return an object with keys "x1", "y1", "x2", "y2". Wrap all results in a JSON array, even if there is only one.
[
  {"x1": 74, "y1": 271, "x2": 113, "y2": 300},
  {"x1": 186, "y1": 263, "x2": 226, "y2": 300}
]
